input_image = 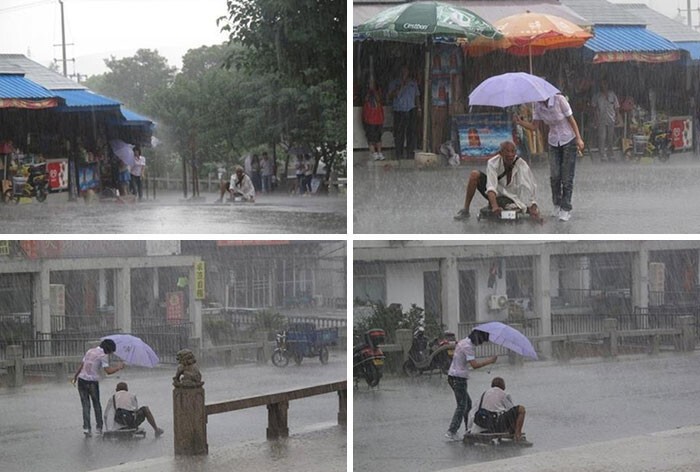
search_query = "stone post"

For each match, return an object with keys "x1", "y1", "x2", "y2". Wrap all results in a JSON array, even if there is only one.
[
  {"x1": 337, "y1": 388, "x2": 347, "y2": 426},
  {"x1": 603, "y1": 318, "x2": 618, "y2": 358},
  {"x1": 507, "y1": 323, "x2": 524, "y2": 366},
  {"x1": 395, "y1": 329, "x2": 412, "y2": 363},
  {"x1": 6, "y1": 345, "x2": 24, "y2": 388},
  {"x1": 266, "y1": 401, "x2": 289, "y2": 439},
  {"x1": 676, "y1": 316, "x2": 695, "y2": 352},
  {"x1": 257, "y1": 331, "x2": 272, "y2": 365},
  {"x1": 172, "y1": 349, "x2": 207, "y2": 455}
]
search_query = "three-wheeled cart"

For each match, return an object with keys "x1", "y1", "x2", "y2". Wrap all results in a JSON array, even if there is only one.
[{"x1": 272, "y1": 322, "x2": 338, "y2": 367}]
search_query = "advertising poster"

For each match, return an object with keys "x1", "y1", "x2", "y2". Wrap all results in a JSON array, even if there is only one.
[
  {"x1": 78, "y1": 162, "x2": 100, "y2": 192},
  {"x1": 454, "y1": 113, "x2": 512, "y2": 160},
  {"x1": 669, "y1": 116, "x2": 692, "y2": 150},
  {"x1": 46, "y1": 159, "x2": 68, "y2": 191}
]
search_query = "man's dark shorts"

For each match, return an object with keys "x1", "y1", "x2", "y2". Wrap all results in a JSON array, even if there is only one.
[
  {"x1": 116, "y1": 407, "x2": 147, "y2": 429},
  {"x1": 493, "y1": 406, "x2": 519, "y2": 434},
  {"x1": 475, "y1": 171, "x2": 514, "y2": 208}
]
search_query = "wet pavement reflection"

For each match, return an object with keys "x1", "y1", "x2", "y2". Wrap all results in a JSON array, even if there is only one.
[
  {"x1": 0, "y1": 192, "x2": 347, "y2": 234},
  {"x1": 354, "y1": 352, "x2": 700, "y2": 472},
  {"x1": 0, "y1": 357, "x2": 345, "y2": 471},
  {"x1": 354, "y1": 154, "x2": 700, "y2": 233}
]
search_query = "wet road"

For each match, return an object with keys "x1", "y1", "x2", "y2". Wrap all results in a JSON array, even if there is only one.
[
  {"x1": 353, "y1": 153, "x2": 700, "y2": 233},
  {"x1": 0, "y1": 191, "x2": 346, "y2": 234},
  {"x1": 353, "y1": 352, "x2": 700, "y2": 472},
  {"x1": 0, "y1": 354, "x2": 345, "y2": 472}
]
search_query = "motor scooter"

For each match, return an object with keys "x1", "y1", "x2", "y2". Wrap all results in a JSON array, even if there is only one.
[
  {"x1": 4, "y1": 162, "x2": 48, "y2": 203},
  {"x1": 353, "y1": 329, "x2": 385, "y2": 388},
  {"x1": 402, "y1": 328, "x2": 455, "y2": 377}
]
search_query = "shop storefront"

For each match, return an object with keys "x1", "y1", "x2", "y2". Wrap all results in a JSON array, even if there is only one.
[{"x1": 0, "y1": 55, "x2": 154, "y2": 202}]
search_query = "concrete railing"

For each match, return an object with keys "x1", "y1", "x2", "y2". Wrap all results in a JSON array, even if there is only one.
[
  {"x1": 376, "y1": 317, "x2": 696, "y2": 371},
  {"x1": 173, "y1": 380, "x2": 347, "y2": 455},
  {"x1": 0, "y1": 345, "x2": 83, "y2": 387}
]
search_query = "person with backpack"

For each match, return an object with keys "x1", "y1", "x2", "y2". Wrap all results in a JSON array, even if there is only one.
[{"x1": 103, "y1": 382, "x2": 164, "y2": 437}]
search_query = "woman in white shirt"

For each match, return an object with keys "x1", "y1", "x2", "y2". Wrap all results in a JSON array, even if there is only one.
[{"x1": 515, "y1": 93, "x2": 584, "y2": 222}]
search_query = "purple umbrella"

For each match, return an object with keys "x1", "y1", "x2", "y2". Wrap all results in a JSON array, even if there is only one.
[
  {"x1": 468, "y1": 72, "x2": 560, "y2": 108},
  {"x1": 101, "y1": 334, "x2": 159, "y2": 368},
  {"x1": 473, "y1": 321, "x2": 538, "y2": 360}
]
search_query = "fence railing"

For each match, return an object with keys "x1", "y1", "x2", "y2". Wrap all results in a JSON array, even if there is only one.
[{"x1": 173, "y1": 379, "x2": 347, "y2": 455}]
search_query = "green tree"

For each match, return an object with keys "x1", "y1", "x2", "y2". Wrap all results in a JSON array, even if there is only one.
[
  {"x1": 219, "y1": 0, "x2": 346, "y2": 182},
  {"x1": 354, "y1": 303, "x2": 444, "y2": 343},
  {"x1": 84, "y1": 49, "x2": 176, "y2": 112}
]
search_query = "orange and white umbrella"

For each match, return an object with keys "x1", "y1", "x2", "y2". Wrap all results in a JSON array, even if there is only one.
[{"x1": 494, "y1": 11, "x2": 593, "y2": 73}]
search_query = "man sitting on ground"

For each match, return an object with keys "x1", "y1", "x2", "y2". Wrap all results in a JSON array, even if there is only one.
[
  {"x1": 229, "y1": 165, "x2": 255, "y2": 202},
  {"x1": 103, "y1": 382, "x2": 164, "y2": 437},
  {"x1": 468, "y1": 376, "x2": 531, "y2": 446},
  {"x1": 454, "y1": 140, "x2": 543, "y2": 223}
]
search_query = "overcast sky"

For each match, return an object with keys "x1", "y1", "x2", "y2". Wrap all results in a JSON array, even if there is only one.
[
  {"x1": 0, "y1": 0, "x2": 230, "y2": 78},
  {"x1": 609, "y1": 0, "x2": 696, "y2": 23}
]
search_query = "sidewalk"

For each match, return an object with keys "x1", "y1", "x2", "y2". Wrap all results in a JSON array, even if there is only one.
[
  {"x1": 92, "y1": 425, "x2": 346, "y2": 472},
  {"x1": 441, "y1": 425, "x2": 700, "y2": 472}
]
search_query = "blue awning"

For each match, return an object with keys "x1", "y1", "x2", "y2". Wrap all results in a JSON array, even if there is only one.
[
  {"x1": 120, "y1": 107, "x2": 155, "y2": 127},
  {"x1": 52, "y1": 89, "x2": 121, "y2": 111},
  {"x1": 676, "y1": 41, "x2": 700, "y2": 61},
  {"x1": 0, "y1": 74, "x2": 57, "y2": 99},
  {"x1": 584, "y1": 25, "x2": 682, "y2": 63}
]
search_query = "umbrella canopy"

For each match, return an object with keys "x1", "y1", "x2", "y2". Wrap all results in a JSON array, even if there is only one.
[
  {"x1": 494, "y1": 12, "x2": 592, "y2": 54},
  {"x1": 469, "y1": 72, "x2": 560, "y2": 108},
  {"x1": 487, "y1": 11, "x2": 593, "y2": 73},
  {"x1": 473, "y1": 321, "x2": 538, "y2": 360},
  {"x1": 355, "y1": 1, "x2": 502, "y2": 44},
  {"x1": 109, "y1": 139, "x2": 135, "y2": 167},
  {"x1": 101, "y1": 334, "x2": 159, "y2": 368},
  {"x1": 355, "y1": 2, "x2": 503, "y2": 153}
]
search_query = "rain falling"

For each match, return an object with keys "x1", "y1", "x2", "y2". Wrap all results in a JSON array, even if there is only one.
[{"x1": 0, "y1": 240, "x2": 347, "y2": 471}]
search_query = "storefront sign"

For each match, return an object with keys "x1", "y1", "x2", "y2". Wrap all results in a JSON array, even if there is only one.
[
  {"x1": 454, "y1": 113, "x2": 511, "y2": 161},
  {"x1": 20, "y1": 241, "x2": 63, "y2": 259},
  {"x1": 194, "y1": 261, "x2": 205, "y2": 300},
  {"x1": 166, "y1": 291, "x2": 185, "y2": 323}
]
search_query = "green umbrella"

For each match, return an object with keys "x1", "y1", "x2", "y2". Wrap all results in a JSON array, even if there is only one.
[
  {"x1": 355, "y1": 1, "x2": 501, "y2": 44},
  {"x1": 355, "y1": 2, "x2": 502, "y2": 153}
]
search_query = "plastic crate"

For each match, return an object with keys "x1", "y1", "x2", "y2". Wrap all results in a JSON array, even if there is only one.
[{"x1": 12, "y1": 176, "x2": 26, "y2": 195}]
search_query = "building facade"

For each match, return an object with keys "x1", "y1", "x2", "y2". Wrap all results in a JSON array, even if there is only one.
[{"x1": 354, "y1": 241, "x2": 700, "y2": 340}]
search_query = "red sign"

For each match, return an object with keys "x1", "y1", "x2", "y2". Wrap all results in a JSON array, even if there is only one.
[
  {"x1": 46, "y1": 159, "x2": 68, "y2": 190},
  {"x1": 669, "y1": 116, "x2": 692, "y2": 151},
  {"x1": 20, "y1": 241, "x2": 63, "y2": 259},
  {"x1": 166, "y1": 291, "x2": 185, "y2": 323}
]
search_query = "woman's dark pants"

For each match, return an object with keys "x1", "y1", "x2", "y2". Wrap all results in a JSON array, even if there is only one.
[{"x1": 78, "y1": 378, "x2": 103, "y2": 431}]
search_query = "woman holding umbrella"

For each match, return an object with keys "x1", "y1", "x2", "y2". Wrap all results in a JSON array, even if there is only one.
[
  {"x1": 72, "y1": 339, "x2": 125, "y2": 436},
  {"x1": 444, "y1": 329, "x2": 497, "y2": 441},
  {"x1": 515, "y1": 93, "x2": 584, "y2": 222}
]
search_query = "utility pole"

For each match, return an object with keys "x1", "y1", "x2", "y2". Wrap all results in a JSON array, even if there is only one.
[{"x1": 59, "y1": 0, "x2": 67, "y2": 77}]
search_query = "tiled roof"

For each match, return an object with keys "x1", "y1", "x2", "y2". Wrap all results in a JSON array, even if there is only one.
[{"x1": 0, "y1": 54, "x2": 86, "y2": 90}]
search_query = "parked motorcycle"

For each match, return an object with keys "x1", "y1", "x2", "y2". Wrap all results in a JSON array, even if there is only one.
[
  {"x1": 271, "y1": 330, "x2": 294, "y2": 367},
  {"x1": 353, "y1": 329, "x2": 386, "y2": 388},
  {"x1": 4, "y1": 162, "x2": 48, "y2": 203},
  {"x1": 402, "y1": 328, "x2": 456, "y2": 377},
  {"x1": 624, "y1": 122, "x2": 673, "y2": 163}
]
